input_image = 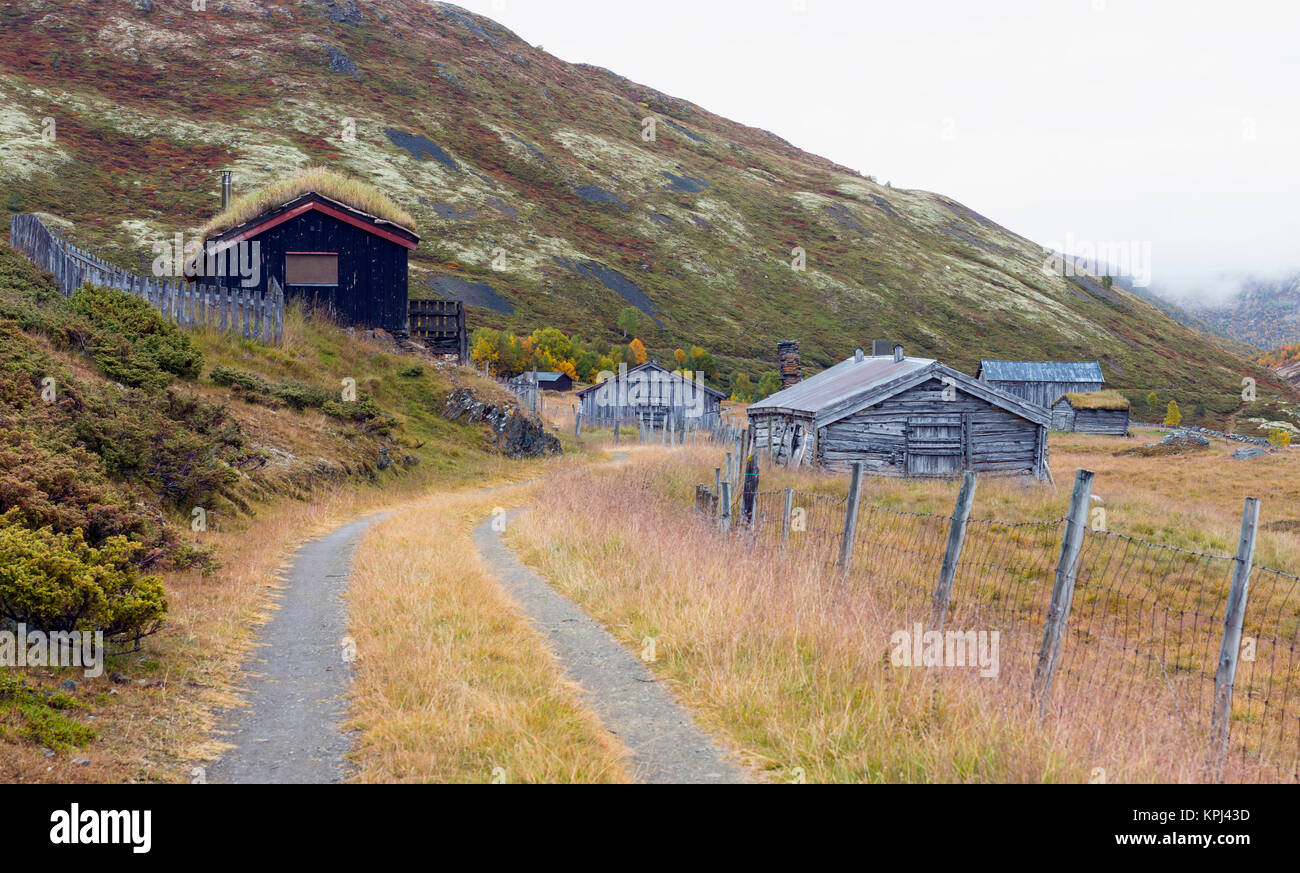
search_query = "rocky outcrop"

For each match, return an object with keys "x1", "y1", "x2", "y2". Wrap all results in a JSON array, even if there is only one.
[{"x1": 443, "y1": 388, "x2": 561, "y2": 458}]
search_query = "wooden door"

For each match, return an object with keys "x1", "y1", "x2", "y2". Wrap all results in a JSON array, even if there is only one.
[{"x1": 906, "y1": 415, "x2": 965, "y2": 477}]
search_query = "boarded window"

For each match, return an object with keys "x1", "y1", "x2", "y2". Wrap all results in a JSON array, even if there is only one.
[{"x1": 285, "y1": 253, "x2": 338, "y2": 286}]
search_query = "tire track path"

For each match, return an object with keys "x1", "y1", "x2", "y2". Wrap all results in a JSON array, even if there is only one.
[
  {"x1": 208, "y1": 513, "x2": 387, "y2": 784},
  {"x1": 474, "y1": 511, "x2": 746, "y2": 784}
]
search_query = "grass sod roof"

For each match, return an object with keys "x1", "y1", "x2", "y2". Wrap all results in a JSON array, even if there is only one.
[
  {"x1": 199, "y1": 167, "x2": 417, "y2": 242},
  {"x1": 1057, "y1": 389, "x2": 1132, "y2": 410}
]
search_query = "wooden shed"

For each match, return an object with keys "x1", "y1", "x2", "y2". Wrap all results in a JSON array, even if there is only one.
[
  {"x1": 1050, "y1": 390, "x2": 1131, "y2": 435},
  {"x1": 749, "y1": 348, "x2": 1050, "y2": 479},
  {"x1": 535, "y1": 371, "x2": 574, "y2": 393},
  {"x1": 576, "y1": 361, "x2": 724, "y2": 427},
  {"x1": 976, "y1": 360, "x2": 1105, "y2": 409},
  {"x1": 200, "y1": 173, "x2": 419, "y2": 333}
]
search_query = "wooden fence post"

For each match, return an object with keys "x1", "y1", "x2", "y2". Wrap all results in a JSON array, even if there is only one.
[
  {"x1": 836, "y1": 462, "x2": 864, "y2": 572},
  {"x1": 719, "y1": 480, "x2": 732, "y2": 531},
  {"x1": 713, "y1": 467, "x2": 722, "y2": 515},
  {"x1": 1032, "y1": 468, "x2": 1095, "y2": 710},
  {"x1": 930, "y1": 471, "x2": 978, "y2": 631},
  {"x1": 741, "y1": 453, "x2": 758, "y2": 527},
  {"x1": 1210, "y1": 496, "x2": 1261, "y2": 782},
  {"x1": 574, "y1": 411, "x2": 582, "y2": 439},
  {"x1": 781, "y1": 487, "x2": 794, "y2": 547},
  {"x1": 613, "y1": 419, "x2": 619, "y2": 445}
]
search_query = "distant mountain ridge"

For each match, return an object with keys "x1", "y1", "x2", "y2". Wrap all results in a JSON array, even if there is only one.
[{"x1": 1180, "y1": 274, "x2": 1300, "y2": 351}]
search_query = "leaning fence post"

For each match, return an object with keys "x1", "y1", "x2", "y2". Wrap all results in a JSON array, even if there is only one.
[
  {"x1": 719, "y1": 480, "x2": 732, "y2": 531},
  {"x1": 574, "y1": 411, "x2": 582, "y2": 439},
  {"x1": 1032, "y1": 468, "x2": 1095, "y2": 711},
  {"x1": 741, "y1": 453, "x2": 758, "y2": 527},
  {"x1": 836, "y1": 462, "x2": 864, "y2": 572},
  {"x1": 930, "y1": 471, "x2": 978, "y2": 631},
  {"x1": 1210, "y1": 496, "x2": 1261, "y2": 782},
  {"x1": 781, "y1": 487, "x2": 794, "y2": 547}
]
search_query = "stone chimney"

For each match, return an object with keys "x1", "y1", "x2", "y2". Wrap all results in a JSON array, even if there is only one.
[
  {"x1": 872, "y1": 340, "x2": 891, "y2": 356},
  {"x1": 777, "y1": 340, "x2": 801, "y2": 389}
]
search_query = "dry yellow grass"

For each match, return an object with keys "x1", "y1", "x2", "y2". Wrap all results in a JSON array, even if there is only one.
[
  {"x1": 201, "y1": 166, "x2": 417, "y2": 240},
  {"x1": 505, "y1": 434, "x2": 1300, "y2": 783},
  {"x1": 344, "y1": 484, "x2": 630, "y2": 783}
]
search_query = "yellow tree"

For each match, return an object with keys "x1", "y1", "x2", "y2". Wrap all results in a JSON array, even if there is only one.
[
  {"x1": 470, "y1": 330, "x2": 500, "y2": 374},
  {"x1": 1163, "y1": 400, "x2": 1182, "y2": 426},
  {"x1": 629, "y1": 338, "x2": 648, "y2": 365},
  {"x1": 674, "y1": 348, "x2": 687, "y2": 368}
]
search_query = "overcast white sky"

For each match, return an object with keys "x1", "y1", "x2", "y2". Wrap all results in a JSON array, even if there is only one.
[{"x1": 448, "y1": 0, "x2": 1299, "y2": 301}]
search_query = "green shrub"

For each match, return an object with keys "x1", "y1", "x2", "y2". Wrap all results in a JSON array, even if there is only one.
[
  {"x1": 70, "y1": 285, "x2": 203, "y2": 386},
  {"x1": 73, "y1": 390, "x2": 243, "y2": 507},
  {"x1": 210, "y1": 365, "x2": 268, "y2": 394},
  {"x1": 398, "y1": 363, "x2": 424, "y2": 378},
  {"x1": 0, "y1": 512, "x2": 167, "y2": 641},
  {"x1": 0, "y1": 674, "x2": 96, "y2": 751},
  {"x1": 270, "y1": 378, "x2": 331, "y2": 410}
]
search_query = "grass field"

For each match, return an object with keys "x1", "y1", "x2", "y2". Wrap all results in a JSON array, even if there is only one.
[{"x1": 505, "y1": 428, "x2": 1300, "y2": 782}]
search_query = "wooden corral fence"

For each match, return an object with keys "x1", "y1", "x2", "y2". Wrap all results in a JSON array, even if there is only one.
[
  {"x1": 408, "y1": 298, "x2": 467, "y2": 362},
  {"x1": 8, "y1": 213, "x2": 284, "y2": 344},
  {"x1": 693, "y1": 447, "x2": 1300, "y2": 784}
]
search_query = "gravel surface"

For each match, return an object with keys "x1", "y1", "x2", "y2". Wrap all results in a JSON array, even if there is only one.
[
  {"x1": 474, "y1": 512, "x2": 747, "y2": 784},
  {"x1": 207, "y1": 513, "x2": 387, "y2": 784}
]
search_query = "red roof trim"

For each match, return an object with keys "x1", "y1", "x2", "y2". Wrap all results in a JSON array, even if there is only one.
[{"x1": 214, "y1": 199, "x2": 420, "y2": 251}]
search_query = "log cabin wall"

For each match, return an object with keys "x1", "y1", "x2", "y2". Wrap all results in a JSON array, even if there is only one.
[
  {"x1": 577, "y1": 365, "x2": 722, "y2": 427},
  {"x1": 1072, "y1": 408, "x2": 1130, "y2": 435},
  {"x1": 983, "y1": 378, "x2": 1103, "y2": 409},
  {"x1": 816, "y1": 378, "x2": 1044, "y2": 477}
]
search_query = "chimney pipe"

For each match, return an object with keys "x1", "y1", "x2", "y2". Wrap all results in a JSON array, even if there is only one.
[
  {"x1": 221, "y1": 171, "x2": 233, "y2": 210},
  {"x1": 893, "y1": 344, "x2": 904, "y2": 363},
  {"x1": 872, "y1": 340, "x2": 891, "y2": 356},
  {"x1": 854, "y1": 347, "x2": 864, "y2": 363},
  {"x1": 777, "y1": 340, "x2": 801, "y2": 389}
]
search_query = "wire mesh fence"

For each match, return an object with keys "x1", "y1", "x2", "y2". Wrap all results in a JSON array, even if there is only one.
[{"x1": 695, "y1": 465, "x2": 1300, "y2": 783}]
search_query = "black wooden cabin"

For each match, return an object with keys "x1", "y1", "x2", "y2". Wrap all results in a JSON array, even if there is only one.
[{"x1": 204, "y1": 192, "x2": 419, "y2": 332}]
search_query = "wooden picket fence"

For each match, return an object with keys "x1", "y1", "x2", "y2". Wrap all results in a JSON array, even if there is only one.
[{"x1": 8, "y1": 213, "x2": 283, "y2": 344}]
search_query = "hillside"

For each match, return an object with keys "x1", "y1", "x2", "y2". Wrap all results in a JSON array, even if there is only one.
[
  {"x1": 0, "y1": 0, "x2": 1290, "y2": 419},
  {"x1": 1182, "y1": 273, "x2": 1300, "y2": 351}
]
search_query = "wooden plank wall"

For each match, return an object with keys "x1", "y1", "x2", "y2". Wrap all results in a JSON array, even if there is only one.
[
  {"x1": 1072, "y1": 408, "x2": 1130, "y2": 435},
  {"x1": 764, "y1": 378, "x2": 1045, "y2": 478},
  {"x1": 8, "y1": 213, "x2": 283, "y2": 343},
  {"x1": 408, "y1": 298, "x2": 467, "y2": 360},
  {"x1": 209, "y1": 209, "x2": 408, "y2": 332},
  {"x1": 984, "y1": 378, "x2": 1103, "y2": 408}
]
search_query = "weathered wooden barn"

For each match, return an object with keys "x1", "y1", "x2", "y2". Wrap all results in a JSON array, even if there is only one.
[
  {"x1": 202, "y1": 190, "x2": 420, "y2": 333},
  {"x1": 976, "y1": 360, "x2": 1105, "y2": 409},
  {"x1": 576, "y1": 361, "x2": 724, "y2": 427},
  {"x1": 748, "y1": 347, "x2": 1051, "y2": 479},
  {"x1": 1050, "y1": 390, "x2": 1131, "y2": 435}
]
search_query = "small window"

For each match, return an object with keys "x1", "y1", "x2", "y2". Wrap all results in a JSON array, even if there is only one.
[{"x1": 285, "y1": 253, "x2": 338, "y2": 286}]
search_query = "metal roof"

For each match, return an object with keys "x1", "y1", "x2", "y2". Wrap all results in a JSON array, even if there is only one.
[
  {"x1": 574, "y1": 360, "x2": 726, "y2": 399},
  {"x1": 749, "y1": 353, "x2": 1051, "y2": 427},
  {"x1": 749, "y1": 354, "x2": 933, "y2": 417},
  {"x1": 977, "y1": 360, "x2": 1105, "y2": 383}
]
